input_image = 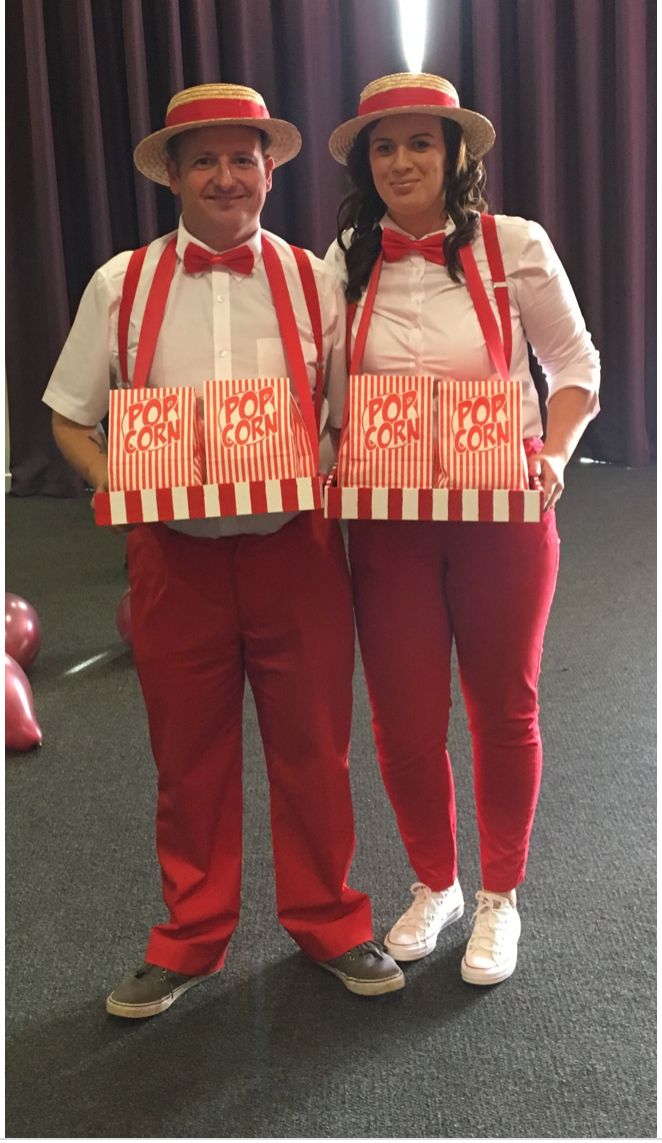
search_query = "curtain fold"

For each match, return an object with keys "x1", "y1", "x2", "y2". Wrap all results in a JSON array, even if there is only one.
[{"x1": 6, "y1": 0, "x2": 654, "y2": 495}]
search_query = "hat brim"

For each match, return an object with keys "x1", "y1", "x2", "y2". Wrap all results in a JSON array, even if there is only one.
[
  {"x1": 134, "y1": 118, "x2": 302, "y2": 185},
  {"x1": 328, "y1": 105, "x2": 495, "y2": 164}
]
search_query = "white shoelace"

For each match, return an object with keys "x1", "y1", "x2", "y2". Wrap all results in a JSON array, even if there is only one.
[
  {"x1": 467, "y1": 891, "x2": 515, "y2": 957},
  {"x1": 396, "y1": 882, "x2": 453, "y2": 933}
]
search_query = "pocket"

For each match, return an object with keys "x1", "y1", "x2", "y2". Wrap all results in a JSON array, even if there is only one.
[{"x1": 256, "y1": 338, "x2": 286, "y2": 377}]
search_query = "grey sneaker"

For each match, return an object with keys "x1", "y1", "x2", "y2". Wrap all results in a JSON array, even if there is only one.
[
  {"x1": 317, "y1": 940, "x2": 405, "y2": 996},
  {"x1": 106, "y1": 963, "x2": 218, "y2": 1019}
]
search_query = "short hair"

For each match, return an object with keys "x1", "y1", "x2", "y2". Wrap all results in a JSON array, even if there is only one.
[{"x1": 164, "y1": 128, "x2": 270, "y2": 169}]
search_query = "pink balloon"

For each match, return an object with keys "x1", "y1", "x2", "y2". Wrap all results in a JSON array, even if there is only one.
[
  {"x1": 5, "y1": 653, "x2": 43, "y2": 751},
  {"x1": 116, "y1": 588, "x2": 132, "y2": 648},
  {"x1": 5, "y1": 593, "x2": 42, "y2": 671}
]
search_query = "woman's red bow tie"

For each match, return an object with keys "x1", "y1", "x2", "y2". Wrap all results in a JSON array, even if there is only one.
[{"x1": 381, "y1": 228, "x2": 446, "y2": 266}]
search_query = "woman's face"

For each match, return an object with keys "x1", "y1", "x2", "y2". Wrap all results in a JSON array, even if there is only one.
[{"x1": 368, "y1": 113, "x2": 447, "y2": 235}]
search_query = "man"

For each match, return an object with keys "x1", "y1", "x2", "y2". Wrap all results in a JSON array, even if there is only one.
[{"x1": 44, "y1": 83, "x2": 404, "y2": 1016}]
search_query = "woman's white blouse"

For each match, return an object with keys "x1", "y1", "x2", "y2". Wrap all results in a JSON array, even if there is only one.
[{"x1": 325, "y1": 214, "x2": 600, "y2": 439}]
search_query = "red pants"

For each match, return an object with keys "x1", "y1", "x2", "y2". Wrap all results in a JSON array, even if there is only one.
[
  {"x1": 348, "y1": 510, "x2": 560, "y2": 892},
  {"x1": 127, "y1": 512, "x2": 373, "y2": 974}
]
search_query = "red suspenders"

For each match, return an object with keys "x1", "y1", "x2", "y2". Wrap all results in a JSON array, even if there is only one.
[
  {"x1": 347, "y1": 215, "x2": 513, "y2": 380},
  {"x1": 117, "y1": 237, "x2": 326, "y2": 469}
]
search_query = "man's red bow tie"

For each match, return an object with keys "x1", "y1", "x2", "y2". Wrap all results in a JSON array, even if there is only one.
[
  {"x1": 381, "y1": 228, "x2": 446, "y2": 266},
  {"x1": 183, "y1": 242, "x2": 255, "y2": 275}
]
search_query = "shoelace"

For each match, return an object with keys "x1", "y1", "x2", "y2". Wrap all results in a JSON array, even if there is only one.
[
  {"x1": 467, "y1": 893, "x2": 513, "y2": 955},
  {"x1": 347, "y1": 941, "x2": 384, "y2": 962},
  {"x1": 397, "y1": 882, "x2": 452, "y2": 930}
]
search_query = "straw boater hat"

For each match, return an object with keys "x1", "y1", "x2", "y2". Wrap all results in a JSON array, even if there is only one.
[
  {"x1": 329, "y1": 72, "x2": 495, "y2": 163},
  {"x1": 134, "y1": 83, "x2": 302, "y2": 185}
]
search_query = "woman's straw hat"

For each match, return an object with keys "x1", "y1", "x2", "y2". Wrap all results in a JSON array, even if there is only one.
[
  {"x1": 134, "y1": 83, "x2": 302, "y2": 185},
  {"x1": 329, "y1": 72, "x2": 495, "y2": 163}
]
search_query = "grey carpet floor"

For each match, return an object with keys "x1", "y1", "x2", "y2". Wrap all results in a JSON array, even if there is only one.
[{"x1": 5, "y1": 461, "x2": 656, "y2": 1139}]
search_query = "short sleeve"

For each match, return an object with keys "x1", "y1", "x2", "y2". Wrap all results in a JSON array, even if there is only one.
[{"x1": 42, "y1": 252, "x2": 132, "y2": 425}]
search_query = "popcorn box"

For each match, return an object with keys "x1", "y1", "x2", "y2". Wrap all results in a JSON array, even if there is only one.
[
  {"x1": 93, "y1": 474, "x2": 324, "y2": 526},
  {"x1": 324, "y1": 467, "x2": 543, "y2": 523},
  {"x1": 204, "y1": 378, "x2": 316, "y2": 484},
  {"x1": 438, "y1": 378, "x2": 528, "y2": 490},
  {"x1": 337, "y1": 374, "x2": 435, "y2": 488},
  {"x1": 108, "y1": 387, "x2": 204, "y2": 492}
]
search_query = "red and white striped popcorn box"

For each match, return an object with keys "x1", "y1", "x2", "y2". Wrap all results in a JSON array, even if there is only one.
[
  {"x1": 337, "y1": 374, "x2": 436, "y2": 488},
  {"x1": 324, "y1": 467, "x2": 543, "y2": 523},
  {"x1": 107, "y1": 387, "x2": 204, "y2": 492},
  {"x1": 204, "y1": 378, "x2": 316, "y2": 484},
  {"x1": 437, "y1": 377, "x2": 528, "y2": 490}
]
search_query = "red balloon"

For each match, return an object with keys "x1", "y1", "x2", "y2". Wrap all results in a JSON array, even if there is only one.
[
  {"x1": 5, "y1": 593, "x2": 42, "y2": 671},
  {"x1": 116, "y1": 588, "x2": 132, "y2": 648},
  {"x1": 5, "y1": 653, "x2": 43, "y2": 751}
]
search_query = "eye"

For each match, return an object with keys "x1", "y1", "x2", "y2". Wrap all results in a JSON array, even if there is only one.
[
  {"x1": 412, "y1": 139, "x2": 431, "y2": 150},
  {"x1": 235, "y1": 155, "x2": 257, "y2": 167},
  {"x1": 192, "y1": 156, "x2": 214, "y2": 168},
  {"x1": 372, "y1": 141, "x2": 393, "y2": 155}
]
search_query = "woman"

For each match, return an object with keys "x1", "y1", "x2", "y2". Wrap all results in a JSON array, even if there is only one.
[{"x1": 326, "y1": 73, "x2": 599, "y2": 985}]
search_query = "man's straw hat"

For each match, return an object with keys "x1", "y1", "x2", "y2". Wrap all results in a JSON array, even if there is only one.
[
  {"x1": 329, "y1": 73, "x2": 495, "y2": 163},
  {"x1": 134, "y1": 83, "x2": 302, "y2": 185}
]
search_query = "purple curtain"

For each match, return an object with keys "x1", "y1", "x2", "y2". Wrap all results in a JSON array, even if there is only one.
[{"x1": 6, "y1": 0, "x2": 654, "y2": 495}]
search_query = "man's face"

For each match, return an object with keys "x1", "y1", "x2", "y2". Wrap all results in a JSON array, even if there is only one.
[{"x1": 166, "y1": 125, "x2": 274, "y2": 250}]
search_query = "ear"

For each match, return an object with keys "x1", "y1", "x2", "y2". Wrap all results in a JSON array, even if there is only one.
[
  {"x1": 264, "y1": 154, "x2": 275, "y2": 193},
  {"x1": 165, "y1": 157, "x2": 181, "y2": 196}
]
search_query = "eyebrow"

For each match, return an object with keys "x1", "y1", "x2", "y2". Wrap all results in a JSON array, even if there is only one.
[{"x1": 370, "y1": 131, "x2": 436, "y2": 143}]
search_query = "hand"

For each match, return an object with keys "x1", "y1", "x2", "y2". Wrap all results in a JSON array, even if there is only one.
[
  {"x1": 90, "y1": 473, "x2": 137, "y2": 534},
  {"x1": 527, "y1": 449, "x2": 565, "y2": 512}
]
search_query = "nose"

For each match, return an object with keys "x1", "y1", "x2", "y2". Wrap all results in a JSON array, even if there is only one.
[
  {"x1": 392, "y1": 145, "x2": 413, "y2": 173},
  {"x1": 212, "y1": 159, "x2": 234, "y2": 188}
]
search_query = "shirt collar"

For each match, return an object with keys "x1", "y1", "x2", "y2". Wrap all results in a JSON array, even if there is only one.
[
  {"x1": 176, "y1": 217, "x2": 263, "y2": 272},
  {"x1": 380, "y1": 212, "x2": 455, "y2": 240}
]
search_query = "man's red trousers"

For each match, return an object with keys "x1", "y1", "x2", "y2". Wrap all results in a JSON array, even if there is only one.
[{"x1": 127, "y1": 512, "x2": 373, "y2": 974}]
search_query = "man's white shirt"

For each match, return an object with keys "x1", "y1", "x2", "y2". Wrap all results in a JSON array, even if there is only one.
[{"x1": 43, "y1": 219, "x2": 347, "y2": 537}]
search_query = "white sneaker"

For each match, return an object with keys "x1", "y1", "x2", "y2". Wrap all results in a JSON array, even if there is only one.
[
  {"x1": 461, "y1": 890, "x2": 521, "y2": 985},
  {"x1": 384, "y1": 880, "x2": 464, "y2": 961}
]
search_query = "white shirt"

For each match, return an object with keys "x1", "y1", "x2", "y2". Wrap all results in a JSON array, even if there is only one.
[
  {"x1": 325, "y1": 214, "x2": 600, "y2": 439},
  {"x1": 43, "y1": 219, "x2": 346, "y2": 537}
]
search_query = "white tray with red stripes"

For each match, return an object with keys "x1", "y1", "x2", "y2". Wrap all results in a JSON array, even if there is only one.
[
  {"x1": 93, "y1": 476, "x2": 323, "y2": 526},
  {"x1": 324, "y1": 469, "x2": 544, "y2": 523}
]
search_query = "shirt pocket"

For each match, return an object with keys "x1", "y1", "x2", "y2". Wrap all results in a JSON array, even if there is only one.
[{"x1": 256, "y1": 338, "x2": 287, "y2": 378}]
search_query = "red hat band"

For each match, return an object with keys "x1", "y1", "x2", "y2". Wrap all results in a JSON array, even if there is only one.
[
  {"x1": 358, "y1": 87, "x2": 459, "y2": 117},
  {"x1": 166, "y1": 97, "x2": 270, "y2": 128}
]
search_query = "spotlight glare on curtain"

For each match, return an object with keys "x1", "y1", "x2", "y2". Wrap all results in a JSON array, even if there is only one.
[{"x1": 398, "y1": 0, "x2": 428, "y2": 74}]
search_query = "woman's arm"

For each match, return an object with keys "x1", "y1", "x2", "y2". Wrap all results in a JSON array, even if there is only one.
[{"x1": 528, "y1": 387, "x2": 595, "y2": 511}]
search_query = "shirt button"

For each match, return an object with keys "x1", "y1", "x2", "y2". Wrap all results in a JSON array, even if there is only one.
[
  {"x1": 216, "y1": 296, "x2": 224, "y2": 302},
  {"x1": 219, "y1": 350, "x2": 227, "y2": 358}
]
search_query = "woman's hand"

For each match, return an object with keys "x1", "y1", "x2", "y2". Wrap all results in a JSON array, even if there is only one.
[
  {"x1": 531, "y1": 387, "x2": 597, "y2": 512},
  {"x1": 527, "y1": 450, "x2": 565, "y2": 512}
]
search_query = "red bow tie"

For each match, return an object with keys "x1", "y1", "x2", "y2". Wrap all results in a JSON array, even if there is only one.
[
  {"x1": 381, "y1": 228, "x2": 446, "y2": 266},
  {"x1": 183, "y1": 242, "x2": 255, "y2": 276}
]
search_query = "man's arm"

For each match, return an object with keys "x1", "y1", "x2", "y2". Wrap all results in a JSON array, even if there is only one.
[{"x1": 52, "y1": 412, "x2": 109, "y2": 491}]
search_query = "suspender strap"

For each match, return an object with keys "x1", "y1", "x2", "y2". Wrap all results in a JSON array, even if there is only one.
[
  {"x1": 117, "y1": 245, "x2": 149, "y2": 385},
  {"x1": 458, "y1": 242, "x2": 510, "y2": 381},
  {"x1": 261, "y1": 236, "x2": 320, "y2": 471},
  {"x1": 480, "y1": 214, "x2": 512, "y2": 371},
  {"x1": 350, "y1": 253, "x2": 384, "y2": 376},
  {"x1": 341, "y1": 254, "x2": 384, "y2": 433},
  {"x1": 290, "y1": 245, "x2": 324, "y2": 423},
  {"x1": 345, "y1": 302, "x2": 357, "y2": 373},
  {"x1": 131, "y1": 237, "x2": 178, "y2": 389}
]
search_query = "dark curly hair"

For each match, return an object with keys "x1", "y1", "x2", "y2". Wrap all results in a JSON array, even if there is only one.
[{"x1": 337, "y1": 117, "x2": 488, "y2": 301}]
